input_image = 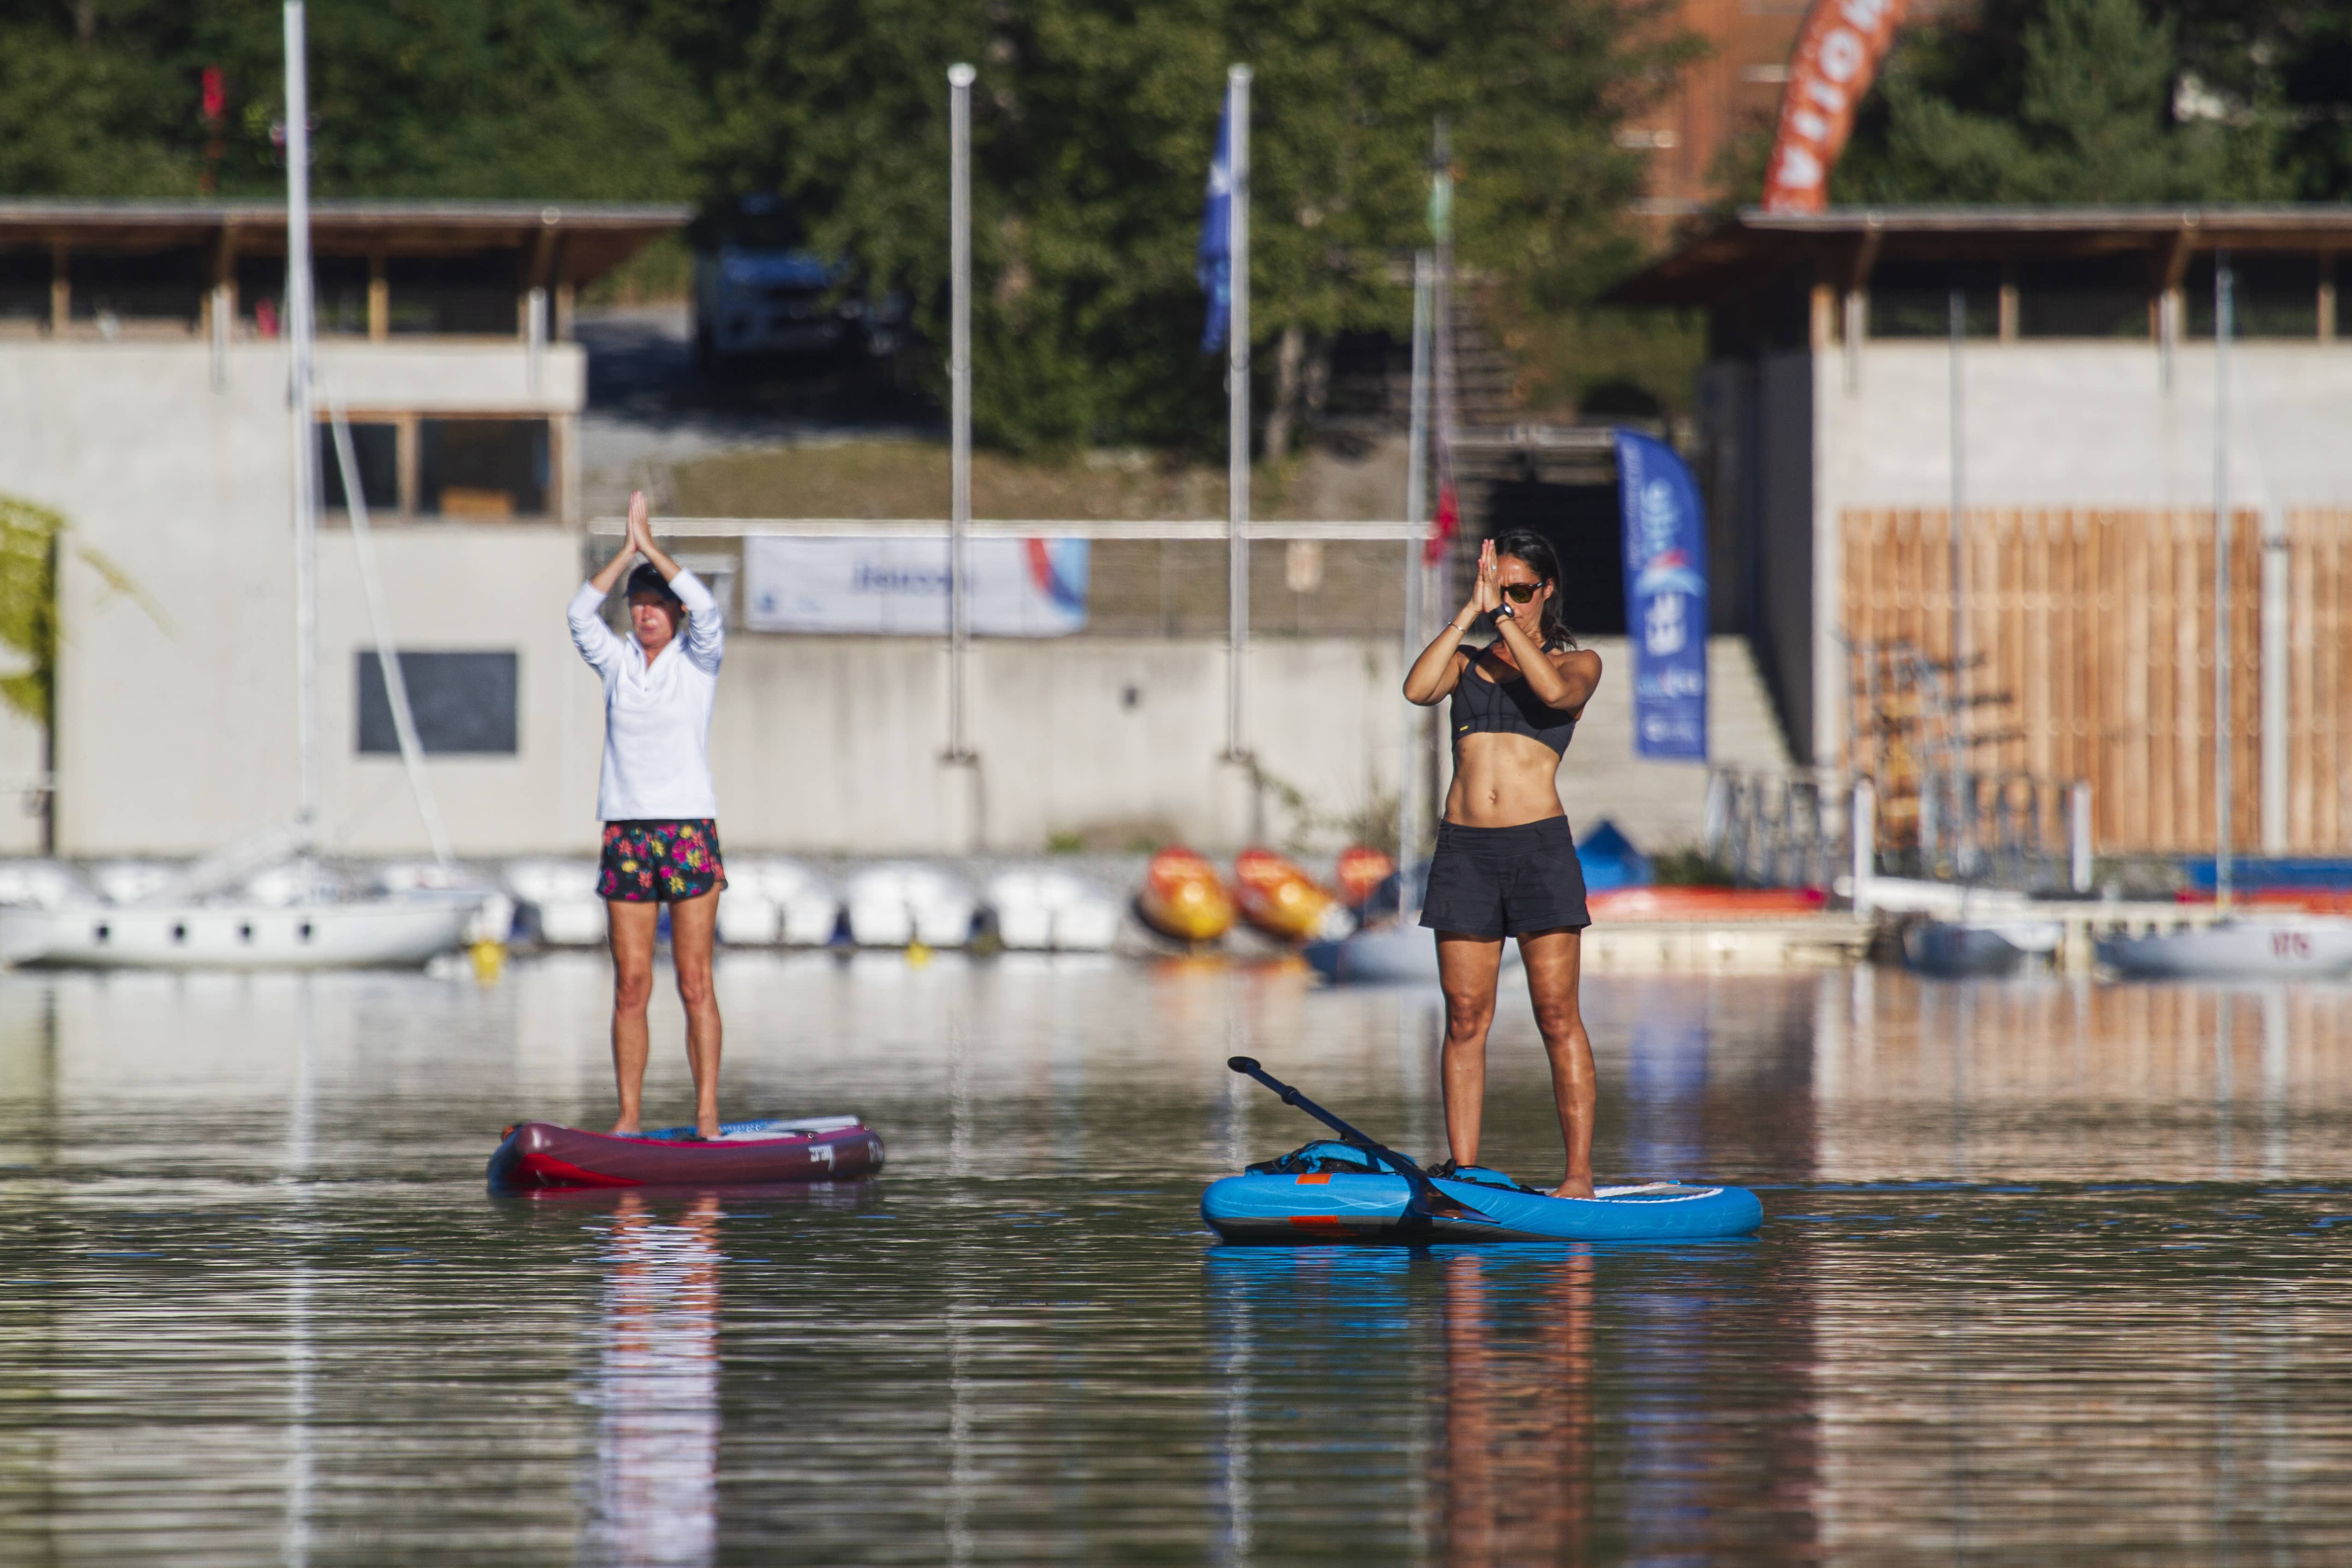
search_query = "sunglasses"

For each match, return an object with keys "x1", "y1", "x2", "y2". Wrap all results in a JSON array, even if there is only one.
[{"x1": 1500, "y1": 582, "x2": 1544, "y2": 604}]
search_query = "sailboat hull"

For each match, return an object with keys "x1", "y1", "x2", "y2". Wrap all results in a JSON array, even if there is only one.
[
  {"x1": 0, "y1": 897, "x2": 479, "y2": 970},
  {"x1": 2097, "y1": 917, "x2": 2352, "y2": 980}
]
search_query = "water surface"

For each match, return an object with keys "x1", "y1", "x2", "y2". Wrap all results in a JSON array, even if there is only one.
[{"x1": 1, "y1": 957, "x2": 2348, "y2": 1563}]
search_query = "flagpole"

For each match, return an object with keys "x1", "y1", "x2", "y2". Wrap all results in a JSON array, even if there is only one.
[
  {"x1": 947, "y1": 64, "x2": 974, "y2": 769},
  {"x1": 285, "y1": 0, "x2": 318, "y2": 838},
  {"x1": 1225, "y1": 64, "x2": 1252, "y2": 770},
  {"x1": 1428, "y1": 119, "x2": 1457, "y2": 615},
  {"x1": 1400, "y1": 251, "x2": 1434, "y2": 920}
]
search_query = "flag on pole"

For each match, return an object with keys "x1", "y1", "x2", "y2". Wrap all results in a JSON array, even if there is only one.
[
  {"x1": 1614, "y1": 429, "x2": 1710, "y2": 760},
  {"x1": 1197, "y1": 92, "x2": 1234, "y2": 353}
]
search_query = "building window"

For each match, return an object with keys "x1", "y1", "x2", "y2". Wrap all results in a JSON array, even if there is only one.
[
  {"x1": 1866, "y1": 261, "x2": 2001, "y2": 339},
  {"x1": 387, "y1": 253, "x2": 519, "y2": 336},
  {"x1": 0, "y1": 249, "x2": 46, "y2": 325},
  {"x1": 314, "y1": 415, "x2": 559, "y2": 522},
  {"x1": 68, "y1": 247, "x2": 203, "y2": 330},
  {"x1": 237, "y1": 254, "x2": 370, "y2": 338},
  {"x1": 420, "y1": 418, "x2": 548, "y2": 518},
  {"x1": 356, "y1": 651, "x2": 518, "y2": 755},
  {"x1": 2015, "y1": 258, "x2": 2148, "y2": 339},
  {"x1": 318, "y1": 422, "x2": 400, "y2": 512},
  {"x1": 2185, "y1": 254, "x2": 2318, "y2": 340}
]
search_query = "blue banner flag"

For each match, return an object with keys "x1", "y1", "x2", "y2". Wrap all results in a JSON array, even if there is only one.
[
  {"x1": 1613, "y1": 429, "x2": 1708, "y2": 761},
  {"x1": 1196, "y1": 94, "x2": 1233, "y2": 353}
]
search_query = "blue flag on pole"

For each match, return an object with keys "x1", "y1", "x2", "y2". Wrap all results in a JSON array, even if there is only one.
[
  {"x1": 1197, "y1": 93, "x2": 1233, "y2": 353},
  {"x1": 1613, "y1": 428, "x2": 1709, "y2": 760}
]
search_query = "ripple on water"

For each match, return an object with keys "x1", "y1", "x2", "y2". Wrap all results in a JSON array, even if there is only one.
[{"x1": 0, "y1": 964, "x2": 2346, "y2": 1562}]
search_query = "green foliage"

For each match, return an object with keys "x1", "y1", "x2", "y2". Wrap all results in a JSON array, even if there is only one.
[
  {"x1": 0, "y1": 25, "x2": 191, "y2": 195},
  {"x1": 683, "y1": 0, "x2": 1693, "y2": 450},
  {"x1": 2166, "y1": 0, "x2": 2352, "y2": 201},
  {"x1": 0, "y1": 1, "x2": 697, "y2": 202},
  {"x1": 1837, "y1": 0, "x2": 2288, "y2": 203},
  {"x1": 0, "y1": 498, "x2": 61, "y2": 729},
  {"x1": 1, "y1": 1, "x2": 1690, "y2": 450}
]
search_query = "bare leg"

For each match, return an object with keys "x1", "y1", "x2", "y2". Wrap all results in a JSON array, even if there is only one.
[
  {"x1": 1436, "y1": 932, "x2": 1506, "y2": 1167},
  {"x1": 1519, "y1": 927, "x2": 1595, "y2": 1199},
  {"x1": 669, "y1": 888, "x2": 724, "y2": 1139},
  {"x1": 606, "y1": 901, "x2": 659, "y2": 1134}
]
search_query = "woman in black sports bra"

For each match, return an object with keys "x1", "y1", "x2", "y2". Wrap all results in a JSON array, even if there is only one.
[{"x1": 1402, "y1": 529, "x2": 1604, "y2": 1199}]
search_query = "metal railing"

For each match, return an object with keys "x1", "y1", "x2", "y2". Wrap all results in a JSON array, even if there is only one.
[{"x1": 1705, "y1": 767, "x2": 2092, "y2": 893}]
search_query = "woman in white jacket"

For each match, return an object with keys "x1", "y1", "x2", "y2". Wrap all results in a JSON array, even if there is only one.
[{"x1": 568, "y1": 492, "x2": 728, "y2": 1139}]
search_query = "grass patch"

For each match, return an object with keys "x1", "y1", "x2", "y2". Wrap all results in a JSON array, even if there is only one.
[{"x1": 667, "y1": 440, "x2": 1408, "y2": 523}]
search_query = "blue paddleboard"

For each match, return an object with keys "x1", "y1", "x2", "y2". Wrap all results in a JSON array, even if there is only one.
[{"x1": 1201, "y1": 1140, "x2": 1762, "y2": 1244}]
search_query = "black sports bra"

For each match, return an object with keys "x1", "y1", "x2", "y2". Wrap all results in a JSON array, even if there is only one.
[{"x1": 1449, "y1": 646, "x2": 1578, "y2": 756}]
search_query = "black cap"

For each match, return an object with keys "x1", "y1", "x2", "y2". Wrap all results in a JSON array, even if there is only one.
[{"x1": 625, "y1": 563, "x2": 682, "y2": 606}]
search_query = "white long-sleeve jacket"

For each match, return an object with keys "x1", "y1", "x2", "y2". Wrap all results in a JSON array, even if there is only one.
[{"x1": 567, "y1": 571, "x2": 725, "y2": 821}]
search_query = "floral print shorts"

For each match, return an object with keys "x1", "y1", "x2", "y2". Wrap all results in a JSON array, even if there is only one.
[{"x1": 598, "y1": 819, "x2": 727, "y2": 903}]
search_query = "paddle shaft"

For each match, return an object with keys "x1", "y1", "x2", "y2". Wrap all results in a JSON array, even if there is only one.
[{"x1": 1225, "y1": 1056, "x2": 1478, "y2": 1221}]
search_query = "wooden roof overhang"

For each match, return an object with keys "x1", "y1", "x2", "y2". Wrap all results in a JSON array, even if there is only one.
[
  {"x1": 1612, "y1": 206, "x2": 2352, "y2": 307},
  {"x1": 0, "y1": 200, "x2": 690, "y2": 285}
]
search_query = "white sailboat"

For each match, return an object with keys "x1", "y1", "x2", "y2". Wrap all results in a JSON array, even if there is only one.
[
  {"x1": 0, "y1": 2, "x2": 480, "y2": 970},
  {"x1": 2101, "y1": 255, "x2": 2352, "y2": 981}
]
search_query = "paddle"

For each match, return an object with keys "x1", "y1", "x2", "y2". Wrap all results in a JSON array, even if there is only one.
[{"x1": 1225, "y1": 1056, "x2": 1485, "y2": 1224}]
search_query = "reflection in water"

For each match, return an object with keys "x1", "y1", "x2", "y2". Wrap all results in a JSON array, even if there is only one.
[
  {"x1": 282, "y1": 985, "x2": 315, "y2": 1568},
  {"x1": 4, "y1": 962, "x2": 2352, "y2": 1560},
  {"x1": 1438, "y1": 1251, "x2": 1592, "y2": 1568},
  {"x1": 587, "y1": 1194, "x2": 721, "y2": 1567},
  {"x1": 1621, "y1": 987, "x2": 1709, "y2": 1177}
]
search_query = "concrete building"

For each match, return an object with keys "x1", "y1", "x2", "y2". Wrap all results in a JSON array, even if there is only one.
[
  {"x1": 0, "y1": 199, "x2": 1786, "y2": 864},
  {"x1": 0, "y1": 200, "x2": 684, "y2": 858},
  {"x1": 1616, "y1": 206, "x2": 2352, "y2": 856}
]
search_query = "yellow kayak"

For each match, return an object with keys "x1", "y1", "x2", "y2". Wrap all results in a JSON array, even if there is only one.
[
  {"x1": 1137, "y1": 847, "x2": 1236, "y2": 943},
  {"x1": 1233, "y1": 848, "x2": 1347, "y2": 944}
]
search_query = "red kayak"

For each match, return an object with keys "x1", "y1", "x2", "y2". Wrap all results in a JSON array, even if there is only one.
[{"x1": 487, "y1": 1115, "x2": 884, "y2": 1192}]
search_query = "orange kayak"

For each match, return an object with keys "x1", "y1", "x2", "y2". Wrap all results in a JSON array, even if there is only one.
[
  {"x1": 1137, "y1": 847, "x2": 1236, "y2": 943},
  {"x1": 1233, "y1": 848, "x2": 1348, "y2": 943},
  {"x1": 1586, "y1": 886, "x2": 1827, "y2": 921},
  {"x1": 1334, "y1": 845, "x2": 1397, "y2": 909}
]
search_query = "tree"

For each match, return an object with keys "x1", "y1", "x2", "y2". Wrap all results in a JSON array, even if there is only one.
[
  {"x1": 0, "y1": 0, "x2": 697, "y2": 202},
  {"x1": 2165, "y1": 0, "x2": 2352, "y2": 201},
  {"x1": 683, "y1": 0, "x2": 1693, "y2": 451},
  {"x1": 1835, "y1": 0, "x2": 2285, "y2": 204}
]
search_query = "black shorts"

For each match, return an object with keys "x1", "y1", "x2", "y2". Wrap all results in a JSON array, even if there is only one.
[{"x1": 1418, "y1": 817, "x2": 1591, "y2": 939}]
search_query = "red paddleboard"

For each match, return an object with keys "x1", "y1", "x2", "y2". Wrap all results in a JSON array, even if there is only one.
[{"x1": 487, "y1": 1115, "x2": 884, "y2": 1192}]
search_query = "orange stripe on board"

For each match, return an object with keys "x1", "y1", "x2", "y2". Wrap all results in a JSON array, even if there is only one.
[
  {"x1": 1295, "y1": 1174, "x2": 1332, "y2": 1185},
  {"x1": 1288, "y1": 1216, "x2": 1344, "y2": 1229}
]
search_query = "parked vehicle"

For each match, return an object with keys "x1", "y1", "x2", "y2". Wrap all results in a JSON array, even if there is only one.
[{"x1": 691, "y1": 195, "x2": 905, "y2": 375}]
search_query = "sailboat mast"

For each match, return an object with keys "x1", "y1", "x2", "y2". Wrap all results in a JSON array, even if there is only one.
[
  {"x1": 2214, "y1": 253, "x2": 2233, "y2": 913},
  {"x1": 284, "y1": 1, "x2": 319, "y2": 833}
]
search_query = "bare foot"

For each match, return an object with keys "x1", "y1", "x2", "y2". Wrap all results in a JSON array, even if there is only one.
[
  {"x1": 1551, "y1": 1177, "x2": 1597, "y2": 1200},
  {"x1": 609, "y1": 1118, "x2": 641, "y2": 1136},
  {"x1": 695, "y1": 1121, "x2": 722, "y2": 1140}
]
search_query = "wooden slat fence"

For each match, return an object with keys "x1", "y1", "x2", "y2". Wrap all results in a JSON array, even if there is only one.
[{"x1": 1838, "y1": 507, "x2": 2352, "y2": 855}]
